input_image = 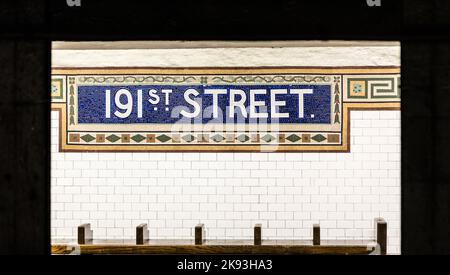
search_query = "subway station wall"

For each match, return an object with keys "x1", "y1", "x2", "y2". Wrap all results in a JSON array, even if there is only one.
[{"x1": 50, "y1": 42, "x2": 401, "y2": 254}]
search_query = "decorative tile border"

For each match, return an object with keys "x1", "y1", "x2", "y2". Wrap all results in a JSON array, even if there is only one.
[
  {"x1": 51, "y1": 76, "x2": 66, "y2": 102},
  {"x1": 51, "y1": 67, "x2": 400, "y2": 152},
  {"x1": 344, "y1": 75, "x2": 401, "y2": 101},
  {"x1": 66, "y1": 132, "x2": 341, "y2": 145}
]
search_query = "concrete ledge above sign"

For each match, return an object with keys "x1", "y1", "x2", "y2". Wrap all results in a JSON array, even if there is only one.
[{"x1": 51, "y1": 67, "x2": 400, "y2": 152}]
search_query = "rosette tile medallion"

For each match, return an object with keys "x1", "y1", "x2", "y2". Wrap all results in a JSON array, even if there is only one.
[{"x1": 51, "y1": 67, "x2": 400, "y2": 152}]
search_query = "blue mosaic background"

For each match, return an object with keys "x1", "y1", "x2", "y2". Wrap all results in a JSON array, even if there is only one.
[{"x1": 77, "y1": 85, "x2": 331, "y2": 124}]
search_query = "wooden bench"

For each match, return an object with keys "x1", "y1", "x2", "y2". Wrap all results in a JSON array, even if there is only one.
[
  {"x1": 77, "y1": 223, "x2": 93, "y2": 245},
  {"x1": 52, "y1": 218, "x2": 387, "y2": 255}
]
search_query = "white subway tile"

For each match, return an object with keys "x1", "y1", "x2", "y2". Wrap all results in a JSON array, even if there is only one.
[{"x1": 51, "y1": 110, "x2": 401, "y2": 253}]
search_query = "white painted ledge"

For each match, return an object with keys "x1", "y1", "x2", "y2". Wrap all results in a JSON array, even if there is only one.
[{"x1": 52, "y1": 41, "x2": 400, "y2": 68}]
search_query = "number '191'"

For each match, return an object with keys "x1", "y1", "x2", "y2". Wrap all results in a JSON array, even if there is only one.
[{"x1": 105, "y1": 89, "x2": 143, "y2": 119}]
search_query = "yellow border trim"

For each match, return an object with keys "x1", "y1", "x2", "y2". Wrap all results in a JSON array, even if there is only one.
[{"x1": 52, "y1": 67, "x2": 400, "y2": 75}]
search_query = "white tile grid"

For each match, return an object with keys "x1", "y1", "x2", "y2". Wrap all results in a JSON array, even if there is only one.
[{"x1": 51, "y1": 110, "x2": 401, "y2": 254}]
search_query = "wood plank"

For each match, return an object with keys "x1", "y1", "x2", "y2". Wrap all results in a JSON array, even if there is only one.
[
  {"x1": 195, "y1": 224, "x2": 205, "y2": 245},
  {"x1": 51, "y1": 244, "x2": 375, "y2": 255},
  {"x1": 136, "y1": 224, "x2": 149, "y2": 245},
  {"x1": 254, "y1": 224, "x2": 262, "y2": 245},
  {"x1": 313, "y1": 224, "x2": 320, "y2": 246},
  {"x1": 51, "y1": 245, "x2": 77, "y2": 255},
  {"x1": 77, "y1": 224, "x2": 93, "y2": 245},
  {"x1": 52, "y1": 238, "x2": 379, "y2": 255},
  {"x1": 375, "y1": 218, "x2": 387, "y2": 255}
]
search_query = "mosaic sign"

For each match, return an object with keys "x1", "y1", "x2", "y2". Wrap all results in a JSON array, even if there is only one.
[{"x1": 51, "y1": 68, "x2": 400, "y2": 152}]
